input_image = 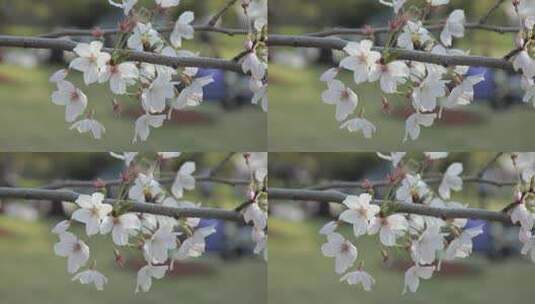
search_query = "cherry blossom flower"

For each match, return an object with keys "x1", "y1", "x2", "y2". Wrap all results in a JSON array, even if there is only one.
[
  {"x1": 377, "y1": 152, "x2": 406, "y2": 167},
  {"x1": 109, "y1": 0, "x2": 137, "y2": 15},
  {"x1": 241, "y1": 51, "x2": 266, "y2": 80},
  {"x1": 321, "y1": 233, "x2": 358, "y2": 274},
  {"x1": 54, "y1": 232, "x2": 90, "y2": 273},
  {"x1": 443, "y1": 75, "x2": 485, "y2": 107},
  {"x1": 321, "y1": 80, "x2": 359, "y2": 122},
  {"x1": 513, "y1": 50, "x2": 535, "y2": 78},
  {"x1": 100, "y1": 213, "x2": 141, "y2": 246},
  {"x1": 397, "y1": 21, "x2": 432, "y2": 50},
  {"x1": 250, "y1": 78, "x2": 268, "y2": 112},
  {"x1": 175, "y1": 226, "x2": 216, "y2": 259},
  {"x1": 404, "y1": 112, "x2": 436, "y2": 141},
  {"x1": 72, "y1": 193, "x2": 112, "y2": 236},
  {"x1": 340, "y1": 117, "x2": 376, "y2": 138},
  {"x1": 141, "y1": 75, "x2": 176, "y2": 114},
  {"x1": 52, "y1": 220, "x2": 71, "y2": 234},
  {"x1": 440, "y1": 10, "x2": 465, "y2": 46},
  {"x1": 143, "y1": 224, "x2": 179, "y2": 263},
  {"x1": 521, "y1": 76, "x2": 535, "y2": 107},
  {"x1": 69, "y1": 41, "x2": 110, "y2": 85},
  {"x1": 511, "y1": 203, "x2": 534, "y2": 231},
  {"x1": 378, "y1": 0, "x2": 406, "y2": 13},
  {"x1": 72, "y1": 270, "x2": 108, "y2": 290},
  {"x1": 155, "y1": 152, "x2": 179, "y2": 160},
  {"x1": 319, "y1": 221, "x2": 339, "y2": 235},
  {"x1": 396, "y1": 174, "x2": 429, "y2": 204},
  {"x1": 339, "y1": 40, "x2": 381, "y2": 84},
  {"x1": 438, "y1": 163, "x2": 463, "y2": 199},
  {"x1": 171, "y1": 161, "x2": 196, "y2": 198},
  {"x1": 99, "y1": 62, "x2": 139, "y2": 95},
  {"x1": 339, "y1": 270, "x2": 375, "y2": 291},
  {"x1": 110, "y1": 152, "x2": 137, "y2": 166},
  {"x1": 320, "y1": 68, "x2": 339, "y2": 82},
  {"x1": 403, "y1": 264, "x2": 434, "y2": 294},
  {"x1": 172, "y1": 76, "x2": 214, "y2": 110},
  {"x1": 410, "y1": 225, "x2": 444, "y2": 264},
  {"x1": 129, "y1": 173, "x2": 162, "y2": 202},
  {"x1": 424, "y1": 152, "x2": 448, "y2": 160},
  {"x1": 368, "y1": 214, "x2": 408, "y2": 246},
  {"x1": 339, "y1": 194, "x2": 380, "y2": 237},
  {"x1": 411, "y1": 71, "x2": 447, "y2": 111},
  {"x1": 426, "y1": 0, "x2": 449, "y2": 5},
  {"x1": 170, "y1": 11, "x2": 194, "y2": 48},
  {"x1": 243, "y1": 202, "x2": 267, "y2": 230},
  {"x1": 369, "y1": 61, "x2": 409, "y2": 93},
  {"x1": 444, "y1": 225, "x2": 484, "y2": 260},
  {"x1": 135, "y1": 264, "x2": 167, "y2": 293},
  {"x1": 70, "y1": 118, "x2": 106, "y2": 139},
  {"x1": 521, "y1": 236, "x2": 535, "y2": 262},
  {"x1": 127, "y1": 23, "x2": 162, "y2": 52},
  {"x1": 133, "y1": 113, "x2": 166, "y2": 143},
  {"x1": 49, "y1": 69, "x2": 68, "y2": 83},
  {"x1": 51, "y1": 81, "x2": 88, "y2": 122},
  {"x1": 252, "y1": 228, "x2": 267, "y2": 257},
  {"x1": 155, "y1": 0, "x2": 180, "y2": 8}
]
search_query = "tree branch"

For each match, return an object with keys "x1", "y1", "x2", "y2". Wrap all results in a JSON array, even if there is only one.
[
  {"x1": 268, "y1": 187, "x2": 512, "y2": 224},
  {"x1": 0, "y1": 35, "x2": 245, "y2": 73},
  {"x1": 0, "y1": 187, "x2": 245, "y2": 222},
  {"x1": 267, "y1": 34, "x2": 515, "y2": 71}
]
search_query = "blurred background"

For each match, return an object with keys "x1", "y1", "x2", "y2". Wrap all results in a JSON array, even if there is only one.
[
  {"x1": 0, "y1": 152, "x2": 266, "y2": 303},
  {"x1": 268, "y1": 0, "x2": 535, "y2": 151},
  {"x1": 0, "y1": 0, "x2": 267, "y2": 151},
  {"x1": 268, "y1": 152, "x2": 534, "y2": 303}
]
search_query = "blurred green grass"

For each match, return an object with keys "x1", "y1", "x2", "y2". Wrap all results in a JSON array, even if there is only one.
[
  {"x1": 268, "y1": 217, "x2": 535, "y2": 304},
  {"x1": 268, "y1": 62, "x2": 535, "y2": 151},
  {"x1": 0, "y1": 216, "x2": 266, "y2": 304},
  {"x1": 0, "y1": 60, "x2": 266, "y2": 151}
]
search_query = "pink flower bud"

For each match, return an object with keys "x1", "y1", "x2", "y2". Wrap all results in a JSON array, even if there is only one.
[
  {"x1": 247, "y1": 190, "x2": 256, "y2": 201},
  {"x1": 244, "y1": 39, "x2": 254, "y2": 51}
]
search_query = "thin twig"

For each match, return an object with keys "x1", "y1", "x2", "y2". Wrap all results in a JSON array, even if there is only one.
[
  {"x1": 40, "y1": 175, "x2": 249, "y2": 190},
  {"x1": 207, "y1": 0, "x2": 239, "y2": 27},
  {"x1": 306, "y1": 22, "x2": 519, "y2": 37},
  {"x1": 477, "y1": 152, "x2": 504, "y2": 178},
  {"x1": 479, "y1": 0, "x2": 507, "y2": 25},
  {"x1": 307, "y1": 175, "x2": 516, "y2": 191},
  {"x1": 207, "y1": 152, "x2": 237, "y2": 177},
  {"x1": 39, "y1": 25, "x2": 248, "y2": 39}
]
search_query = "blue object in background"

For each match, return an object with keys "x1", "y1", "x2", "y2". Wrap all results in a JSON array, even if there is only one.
[
  {"x1": 466, "y1": 67, "x2": 495, "y2": 101},
  {"x1": 465, "y1": 219, "x2": 491, "y2": 253},
  {"x1": 196, "y1": 69, "x2": 227, "y2": 102},
  {"x1": 200, "y1": 219, "x2": 226, "y2": 252}
]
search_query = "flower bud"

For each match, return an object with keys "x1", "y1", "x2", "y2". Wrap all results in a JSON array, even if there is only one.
[{"x1": 244, "y1": 39, "x2": 254, "y2": 51}]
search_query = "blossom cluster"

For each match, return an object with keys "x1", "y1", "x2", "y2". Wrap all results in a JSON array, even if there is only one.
[
  {"x1": 319, "y1": 152, "x2": 535, "y2": 293},
  {"x1": 51, "y1": 152, "x2": 267, "y2": 292},
  {"x1": 320, "y1": 0, "x2": 535, "y2": 141},
  {"x1": 49, "y1": 0, "x2": 267, "y2": 142}
]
